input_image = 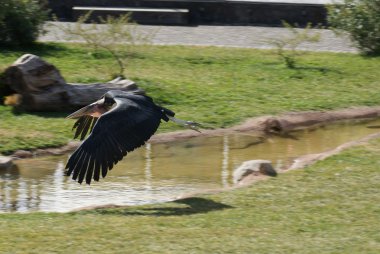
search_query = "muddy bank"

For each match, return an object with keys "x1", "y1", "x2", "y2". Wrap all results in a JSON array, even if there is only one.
[
  {"x1": 288, "y1": 132, "x2": 380, "y2": 170},
  {"x1": 236, "y1": 131, "x2": 380, "y2": 186},
  {"x1": 6, "y1": 106, "x2": 380, "y2": 160},
  {"x1": 152, "y1": 106, "x2": 380, "y2": 143}
]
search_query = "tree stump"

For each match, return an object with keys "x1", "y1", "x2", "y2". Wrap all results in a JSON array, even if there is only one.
[{"x1": 2, "y1": 54, "x2": 142, "y2": 111}]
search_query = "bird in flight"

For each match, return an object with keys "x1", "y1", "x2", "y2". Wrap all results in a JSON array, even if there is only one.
[{"x1": 65, "y1": 89, "x2": 201, "y2": 184}]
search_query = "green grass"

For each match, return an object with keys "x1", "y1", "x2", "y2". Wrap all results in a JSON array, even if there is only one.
[
  {"x1": 1, "y1": 137, "x2": 379, "y2": 253},
  {"x1": 0, "y1": 43, "x2": 380, "y2": 153}
]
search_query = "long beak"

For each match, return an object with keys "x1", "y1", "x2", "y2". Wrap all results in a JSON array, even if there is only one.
[{"x1": 66, "y1": 103, "x2": 96, "y2": 119}]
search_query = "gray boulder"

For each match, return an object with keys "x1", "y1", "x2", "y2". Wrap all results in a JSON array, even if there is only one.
[
  {"x1": 0, "y1": 156, "x2": 14, "y2": 170},
  {"x1": 12, "y1": 150, "x2": 33, "y2": 159},
  {"x1": 233, "y1": 159, "x2": 277, "y2": 184}
]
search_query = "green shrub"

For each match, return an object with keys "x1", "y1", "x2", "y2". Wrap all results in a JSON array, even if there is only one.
[
  {"x1": 327, "y1": 0, "x2": 380, "y2": 55},
  {"x1": 268, "y1": 22, "x2": 321, "y2": 68},
  {"x1": 54, "y1": 12, "x2": 155, "y2": 78},
  {"x1": 0, "y1": 0, "x2": 48, "y2": 45}
]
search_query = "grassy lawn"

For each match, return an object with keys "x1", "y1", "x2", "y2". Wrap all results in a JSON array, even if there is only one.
[
  {"x1": 1, "y1": 137, "x2": 379, "y2": 253},
  {"x1": 0, "y1": 43, "x2": 380, "y2": 153}
]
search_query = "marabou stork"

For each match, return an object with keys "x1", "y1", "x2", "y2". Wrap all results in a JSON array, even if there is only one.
[{"x1": 65, "y1": 89, "x2": 200, "y2": 184}]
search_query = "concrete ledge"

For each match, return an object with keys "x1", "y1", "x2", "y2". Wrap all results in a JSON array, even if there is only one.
[
  {"x1": 73, "y1": 6, "x2": 189, "y2": 13},
  {"x1": 73, "y1": 6, "x2": 189, "y2": 25}
]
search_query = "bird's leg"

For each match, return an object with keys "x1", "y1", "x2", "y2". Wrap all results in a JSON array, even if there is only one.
[{"x1": 167, "y1": 116, "x2": 202, "y2": 133}]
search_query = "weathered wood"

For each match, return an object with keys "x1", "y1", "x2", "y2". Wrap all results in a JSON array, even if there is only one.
[
  {"x1": 3, "y1": 54, "x2": 142, "y2": 111},
  {"x1": 20, "y1": 80, "x2": 141, "y2": 111}
]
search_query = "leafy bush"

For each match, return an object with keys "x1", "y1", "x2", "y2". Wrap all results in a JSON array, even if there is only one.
[
  {"x1": 54, "y1": 12, "x2": 155, "y2": 78},
  {"x1": 0, "y1": 0, "x2": 48, "y2": 45},
  {"x1": 327, "y1": 0, "x2": 380, "y2": 55},
  {"x1": 269, "y1": 22, "x2": 321, "y2": 68}
]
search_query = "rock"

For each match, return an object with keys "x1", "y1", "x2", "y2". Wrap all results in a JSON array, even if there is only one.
[
  {"x1": 233, "y1": 159, "x2": 277, "y2": 184},
  {"x1": 0, "y1": 155, "x2": 14, "y2": 169},
  {"x1": 12, "y1": 150, "x2": 33, "y2": 159},
  {"x1": 2, "y1": 54, "x2": 142, "y2": 111},
  {"x1": 34, "y1": 141, "x2": 81, "y2": 156}
]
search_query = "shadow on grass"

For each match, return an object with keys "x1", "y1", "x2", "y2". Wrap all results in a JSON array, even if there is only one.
[
  {"x1": 0, "y1": 42, "x2": 71, "y2": 58},
  {"x1": 261, "y1": 61, "x2": 343, "y2": 76},
  {"x1": 26, "y1": 111, "x2": 70, "y2": 119},
  {"x1": 88, "y1": 197, "x2": 233, "y2": 217},
  {"x1": 288, "y1": 66, "x2": 343, "y2": 79},
  {"x1": 0, "y1": 42, "x2": 151, "y2": 60},
  {"x1": 293, "y1": 66, "x2": 343, "y2": 74},
  {"x1": 10, "y1": 107, "x2": 71, "y2": 118}
]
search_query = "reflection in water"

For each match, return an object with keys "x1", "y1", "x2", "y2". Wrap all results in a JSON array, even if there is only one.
[
  {"x1": 52, "y1": 162, "x2": 64, "y2": 211},
  {"x1": 221, "y1": 135, "x2": 229, "y2": 188},
  {"x1": 1, "y1": 119, "x2": 380, "y2": 213},
  {"x1": 144, "y1": 143, "x2": 152, "y2": 191}
]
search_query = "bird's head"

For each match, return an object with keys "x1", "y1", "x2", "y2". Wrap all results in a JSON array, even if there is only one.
[
  {"x1": 103, "y1": 94, "x2": 116, "y2": 108},
  {"x1": 66, "y1": 97, "x2": 115, "y2": 119}
]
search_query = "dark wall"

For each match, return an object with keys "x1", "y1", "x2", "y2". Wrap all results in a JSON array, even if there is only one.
[{"x1": 48, "y1": 0, "x2": 328, "y2": 26}]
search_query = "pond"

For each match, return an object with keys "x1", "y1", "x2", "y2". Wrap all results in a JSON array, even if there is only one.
[{"x1": 1, "y1": 119, "x2": 380, "y2": 213}]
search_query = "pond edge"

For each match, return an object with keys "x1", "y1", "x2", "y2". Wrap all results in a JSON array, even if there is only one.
[{"x1": 5, "y1": 106, "x2": 380, "y2": 161}]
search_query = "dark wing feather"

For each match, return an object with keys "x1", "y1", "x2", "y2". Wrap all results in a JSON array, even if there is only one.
[
  {"x1": 72, "y1": 116, "x2": 98, "y2": 140},
  {"x1": 66, "y1": 95, "x2": 164, "y2": 184}
]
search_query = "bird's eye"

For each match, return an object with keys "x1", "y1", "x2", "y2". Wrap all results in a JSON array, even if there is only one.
[{"x1": 105, "y1": 101, "x2": 113, "y2": 106}]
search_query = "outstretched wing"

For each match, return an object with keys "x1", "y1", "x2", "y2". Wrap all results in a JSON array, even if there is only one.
[
  {"x1": 65, "y1": 96, "x2": 163, "y2": 184},
  {"x1": 72, "y1": 115, "x2": 98, "y2": 140}
]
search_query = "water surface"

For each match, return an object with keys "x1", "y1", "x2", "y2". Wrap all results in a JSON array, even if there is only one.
[{"x1": 1, "y1": 119, "x2": 380, "y2": 213}]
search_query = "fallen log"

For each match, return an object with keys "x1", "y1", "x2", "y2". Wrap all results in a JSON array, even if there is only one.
[
  {"x1": 16, "y1": 78, "x2": 141, "y2": 111},
  {"x1": 2, "y1": 54, "x2": 142, "y2": 111}
]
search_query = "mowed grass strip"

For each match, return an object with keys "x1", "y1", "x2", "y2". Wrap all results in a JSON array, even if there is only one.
[
  {"x1": 0, "y1": 43, "x2": 380, "y2": 153},
  {"x1": 0, "y1": 137, "x2": 379, "y2": 254}
]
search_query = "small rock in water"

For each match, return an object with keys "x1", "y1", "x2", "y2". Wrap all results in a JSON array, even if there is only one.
[
  {"x1": 12, "y1": 150, "x2": 33, "y2": 158},
  {"x1": 0, "y1": 156, "x2": 14, "y2": 170},
  {"x1": 233, "y1": 159, "x2": 277, "y2": 184}
]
